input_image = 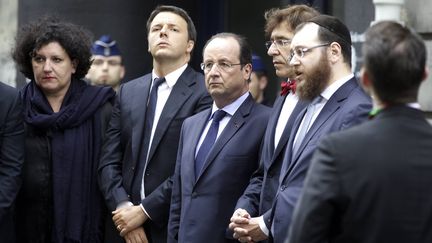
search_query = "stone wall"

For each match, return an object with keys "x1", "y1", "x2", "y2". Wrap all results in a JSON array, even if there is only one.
[
  {"x1": 0, "y1": 0, "x2": 18, "y2": 87},
  {"x1": 405, "y1": 0, "x2": 432, "y2": 111}
]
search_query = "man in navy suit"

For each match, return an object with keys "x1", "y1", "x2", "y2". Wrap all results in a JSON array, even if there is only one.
[
  {"x1": 232, "y1": 15, "x2": 372, "y2": 242},
  {"x1": 167, "y1": 33, "x2": 271, "y2": 243},
  {"x1": 0, "y1": 82, "x2": 24, "y2": 243},
  {"x1": 230, "y1": 5, "x2": 318, "y2": 242},
  {"x1": 287, "y1": 21, "x2": 432, "y2": 243},
  {"x1": 98, "y1": 5, "x2": 212, "y2": 243}
]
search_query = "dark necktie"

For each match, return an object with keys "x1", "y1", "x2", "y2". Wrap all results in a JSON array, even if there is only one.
[
  {"x1": 195, "y1": 110, "x2": 227, "y2": 178},
  {"x1": 132, "y1": 77, "x2": 165, "y2": 203},
  {"x1": 144, "y1": 77, "x2": 165, "y2": 146}
]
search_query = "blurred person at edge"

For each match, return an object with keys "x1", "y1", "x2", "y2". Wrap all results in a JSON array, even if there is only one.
[
  {"x1": 12, "y1": 16, "x2": 115, "y2": 243},
  {"x1": 86, "y1": 35, "x2": 125, "y2": 92},
  {"x1": 0, "y1": 81, "x2": 25, "y2": 243},
  {"x1": 249, "y1": 53, "x2": 272, "y2": 107}
]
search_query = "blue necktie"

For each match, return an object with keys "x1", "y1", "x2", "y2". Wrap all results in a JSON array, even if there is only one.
[
  {"x1": 195, "y1": 110, "x2": 227, "y2": 178},
  {"x1": 132, "y1": 77, "x2": 165, "y2": 203}
]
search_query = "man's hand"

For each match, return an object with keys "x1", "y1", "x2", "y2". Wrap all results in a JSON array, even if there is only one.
[
  {"x1": 230, "y1": 209, "x2": 267, "y2": 243},
  {"x1": 113, "y1": 205, "x2": 148, "y2": 237},
  {"x1": 124, "y1": 227, "x2": 148, "y2": 243}
]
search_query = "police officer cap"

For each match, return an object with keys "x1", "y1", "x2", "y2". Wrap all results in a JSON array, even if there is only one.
[{"x1": 91, "y1": 35, "x2": 121, "y2": 56}]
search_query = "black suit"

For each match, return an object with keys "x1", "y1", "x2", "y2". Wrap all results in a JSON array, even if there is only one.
[
  {"x1": 287, "y1": 105, "x2": 432, "y2": 243},
  {"x1": 98, "y1": 66, "x2": 212, "y2": 242},
  {"x1": 0, "y1": 82, "x2": 24, "y2": 243}
]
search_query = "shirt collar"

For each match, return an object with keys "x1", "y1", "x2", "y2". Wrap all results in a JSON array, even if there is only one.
[
  {"x1": 320, "y1": 73, "x2": 354, "y2": 101},
  {"x1": 152, "y1": 63, "x2": 188, "y2": 88},
  {"x1": 210, "y1": 92, "x2": 250, "y2": 118}
]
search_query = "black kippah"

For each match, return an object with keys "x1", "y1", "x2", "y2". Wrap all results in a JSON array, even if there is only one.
[{"x1": 308, "y1": 14, "x2": 351, "y2": 45}]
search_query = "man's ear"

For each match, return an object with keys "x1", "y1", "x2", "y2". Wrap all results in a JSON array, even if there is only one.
[
  {"x1": 360, "y1": 67, "x2": 372, "y2": 95},
  {"x1": 422, "y1": 66, "x2": 429, "y2": 82}
]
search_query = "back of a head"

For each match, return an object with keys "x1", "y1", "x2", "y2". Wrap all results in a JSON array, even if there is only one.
[
  {"x1": 264, "y1": 4, "x2": 320, "y2": 38},
  {"x1": 363, "y1": 21, "x2": 426, "y2": 104}
]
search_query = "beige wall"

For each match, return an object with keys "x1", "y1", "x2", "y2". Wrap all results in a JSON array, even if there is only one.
[{"x1": 405, "y1": 0, "x2": 432, "y2": 111}]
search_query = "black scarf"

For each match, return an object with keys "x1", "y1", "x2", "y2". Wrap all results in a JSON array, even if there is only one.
[{"x1": 22, "y1": 79, "x2": 115, "y2": 243}]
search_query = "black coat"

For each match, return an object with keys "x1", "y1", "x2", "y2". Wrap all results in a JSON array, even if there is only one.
[{"x1": 0, "y1": 82, "x2": 25, "y2": 243}]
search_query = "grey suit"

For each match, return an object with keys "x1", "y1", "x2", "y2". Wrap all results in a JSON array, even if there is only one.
[{"x1": 98, "y1": 66, "x2": 212, "y2": 242}]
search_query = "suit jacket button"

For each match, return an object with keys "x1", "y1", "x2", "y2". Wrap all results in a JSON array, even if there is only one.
[
  {"x1": 131, "y1": 166, "x2": 135, "y2": 171},
  {"x1": 127, "y1": 194, "x2": 131, "y2": 198},
  {"x1": 280, "y1": 185, "x2": 286, "y2": 191},
  {"x1": 191, "y1": 192, "x2": 197, "y2": 198}
]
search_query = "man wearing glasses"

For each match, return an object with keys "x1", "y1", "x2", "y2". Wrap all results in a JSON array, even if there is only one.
[
  {"x1": 86, "y1": 35, "x2": 125, "y2": 92},
  {"x1": 167, "y1": 32, "x2": 270, "y2": 243},
  {"x1": 230, "y1": 5, "x2": 318, "y2": 243},
  {"x1": 232, "y1": 14, "x2": 372, "y2": 243}
]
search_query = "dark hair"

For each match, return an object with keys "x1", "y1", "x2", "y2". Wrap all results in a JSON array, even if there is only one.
[
  {"x1": 264, "y1": 5, "x2": 319, "y2": 38},
  {"x1": 203, "y1": 32, "x2": 252, "y2": 67},
  {"x1": 146, "y1": 5, "x2": 197, "y2": 43},
  {"x1": 12, "y1": 15, "x2": 93, "y2": 80},
  {"x1": 309, "y1": 15, "x2": 352, "y2": 67},
  {"x1": 363, "y1": 21, "x2": 426, "y2": 104}
]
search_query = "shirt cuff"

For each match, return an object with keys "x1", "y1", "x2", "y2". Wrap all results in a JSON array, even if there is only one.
[
  {"x1": 116, "y1": 201, "x2": 133, "y2": 210},
  {"x1": 140, "y1": 204, "x2": 152, "y2": 220},
  {"x1": 258, "y1": 216, "x2": 269, "y2": 236}
]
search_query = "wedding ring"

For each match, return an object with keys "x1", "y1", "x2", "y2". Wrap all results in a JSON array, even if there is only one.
[{"x1": 117, "y1": 225, "x2": 121, "y2": 231}]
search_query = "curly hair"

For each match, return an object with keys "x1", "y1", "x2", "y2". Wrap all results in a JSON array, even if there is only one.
[
  {"x1": 12, "y1": 16, "x2": 93, "y2": 80},
  {"x1": 264, "y1": 5, "x2": 319, "y2": 38}
]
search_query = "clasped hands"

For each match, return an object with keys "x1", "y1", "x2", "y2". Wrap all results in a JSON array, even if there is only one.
[
  {"x1": 113, "y1": 205, "x2": 149, "y2": 243},
  {"x1": 229, "y1": 208, "x2": 268, "y2": 243}
]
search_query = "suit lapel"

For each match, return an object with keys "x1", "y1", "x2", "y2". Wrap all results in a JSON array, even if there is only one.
[
  {"x1": 267, "y1": 96, "x2": 286, "y2": 153},
  {"x1": 147, "y1": 67, "x2": 195, "y2": 163},
  {"x1": 273, "y1": 100, "x2": 308, "y2": 162},
  {"x1": 131, "y1": 74, "x2": 152, "y2": 166},
  {"x1": 184, "y1": 110, "x2": 211, "y2": 184},
  {"x1": 286, "y1": 78, "x2": 358, "y2": 175},
  {"x1": 194, "y1": 96, "x2": 253, "y2": 184}
]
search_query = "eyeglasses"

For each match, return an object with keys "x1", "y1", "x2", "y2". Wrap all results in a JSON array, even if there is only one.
[
  {"x1": 289, "y1": 43, "x2": 330, "y2": 61},
  {"x1": 92, "y1": 59, "x2": 122, "y2": 66},
  {"x1": 265, "y1": 39, "x2": 291, "y2": 50},
  {"x1": 200, "y1": 61, "x2": 242, "y2": 72}
]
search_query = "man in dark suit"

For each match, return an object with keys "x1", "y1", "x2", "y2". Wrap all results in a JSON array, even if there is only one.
[
  {"x1": 230, "y1": 5, "x2": 319, "y2": 242},
  {"x1": 287, "y1": 21, "x2": 432, "y2": 243},
  {"x1": 232, "y1": 15, "x2": 372, "y2": 242},
  {"x1": 98, "y1": 5, "x2": 212, "y2": 243},
  {"x1": 0, "y1": 82, "x2": 24, "y2": 243},
  {"x1": 167, "y1": 33, "x2": 271, "y2": 243}
]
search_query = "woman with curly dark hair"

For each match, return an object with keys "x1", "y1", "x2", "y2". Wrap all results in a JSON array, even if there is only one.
[{"x1": 12, "y1": 16, "x2": 115, "y2": 243}]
